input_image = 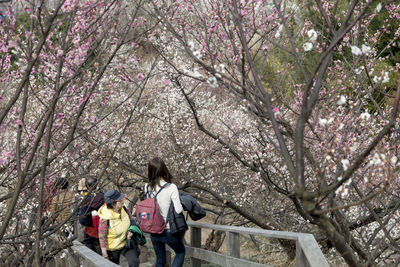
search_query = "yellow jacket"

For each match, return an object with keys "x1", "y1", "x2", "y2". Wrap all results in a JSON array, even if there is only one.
[{"x1": 98, "y1": 204, "x2": 130, "y2": 251}]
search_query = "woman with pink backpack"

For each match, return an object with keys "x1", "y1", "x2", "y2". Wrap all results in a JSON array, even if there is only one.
[{"x1": 143, "y1": 157, "x2": 186, "y2": 267}]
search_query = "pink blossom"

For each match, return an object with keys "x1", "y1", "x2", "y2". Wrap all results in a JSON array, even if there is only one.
[
  {"x1": 15, "y1": 119, "x2": 24, "y2": 127},
  {"x1": 164, "y1": 79, "x2": 171, "y2": 86},
  {"x1": 3, "y1": 151, "x2": 12, "y2": 158},
  {"x1": 57, "y1": 49, "x2": 63, "y2": 57},
  {"x1": 208, "y1": 25, "x2": 216, "y2": 34},
  {"x1": 136, "y1": 73, "x2": 144, "y2": 81},
  {"x1": 8, "y1": 40, "x2": 17, "y2": 48}
]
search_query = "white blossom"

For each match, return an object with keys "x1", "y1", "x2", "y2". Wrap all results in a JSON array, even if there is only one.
[
  {"x1": 376, "y1": 3, "x2": 382, "y2": 12},
  {"x1": 319, "y1": 117, "x2": 333, "y2": 126},
  {"x1": 218, "y1": 63, "x2": 226, "y2": 74},
  {"x1": 344, "y1": 178, "x2": 352, "y2": 186},
  {"x1": 319, "y1": 118, "x2": 328, "y2": 126},
  {"x1": 361, "y1": 44, "x2": 371, "y2": 55},
  {"x1": 350, "y1": 144, "x2": 358, "y2": 152},
  {"x1": 274, "y1": 110, "x2": 281, "y2": 119},
  {"x1": 335, "y1": 186, "x2": 343, "y2": 195},
  {"x1": 303, "y1": 42, "x2": 313, "y2": 51},
  {"x1": 336, "y1": 185, "x2": 349, "y2": 197},
  {"x1": 390, "y1": 156, "x2": 398, "y2": 165},
  {"x1": 382, "y1": 72, "x2": 390, "y2": 83},
  {"x1": 355, "y1": 66, "x2": 364, "y2": 75},
  {"x1": 337, "y1": 95, "x2": 347, "y2": 105},
  {"x1": 193, "y1": 50, "x2": 202, "y2": 59},
  {"x1": 373, "y1": 75, "x2": 382, "y2": 83},
  {"x1": 307, "y1": 29, "x2": 318, "y2": 42},
  {"x1": 351, "y1": 46, "x2": 362, "y2": 56},
  {"x1": 207, "y1": 76, "x2": 219, "y2": 88},
  {"x1": 275, "y1": 24, "x2": 283, "y2": 38},
  {"x1": 342, "y1": 187, "x2": 349, "y2": 197},
  {"x1": 369, "y1": 153, "x2": 382, "y2": 165},
  {"x1": 341, "y1": 159, "x2": 350, "y2": 171},
  {"x1": 188, "y1": 41, "x2": 195, "y2": 51},
  {"x1": 184, "y1": 67, "x2": 202, "y2": 78},
  {"x1": 360, "y1": 111, "x2": 370, "y2": 120}
]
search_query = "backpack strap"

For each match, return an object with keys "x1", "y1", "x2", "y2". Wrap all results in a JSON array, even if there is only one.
[
  {"x1": 155, "y1": 183, "x2": 169, "y2": 197},
  {"x1": 123, "y1": 206, "x2": 128, "y2": 215},
  {"x1": 145, "y1": 184, "x2": 154, "y2": 198},
  {"x1": 145, "y1": 184, "x2": 149, "y2": 198},
  {"x1": 145, "y1": 183, "x2": 169, "y2": 199}
]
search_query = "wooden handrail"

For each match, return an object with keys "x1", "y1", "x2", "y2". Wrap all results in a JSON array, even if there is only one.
[
  {"x1": 186, "y1": 222, "x2": 329, "y2": 267},
  {"x1": 60, "y1": 222, "x2": 328, "y2": 267}
]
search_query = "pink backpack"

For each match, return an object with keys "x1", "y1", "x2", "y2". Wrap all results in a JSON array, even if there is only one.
[{"x1": 136, "y1": 183, "x2": 169, "y2": 234}]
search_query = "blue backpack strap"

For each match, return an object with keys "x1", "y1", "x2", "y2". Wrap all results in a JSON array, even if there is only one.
[
  {"x1": 145, "y1": 184, "x2": 152, "y2": 199},
  {"x1": 145, "y1": 183, "x2": 170, "y2": 199},
  {"x1": 155, "y1": 183, "x2": 169, "y2": 198}
]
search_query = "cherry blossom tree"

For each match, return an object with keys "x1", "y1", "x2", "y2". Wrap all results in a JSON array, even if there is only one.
[
  {"x1": 0, "y1": 0, "x2": 156, "y2": 265},
  {"x1": 140, "y1": 0, "x2": 400, "y2": 265},
  {"x1": 1, "y1": 0, "x2": 400, "y2": 266}
]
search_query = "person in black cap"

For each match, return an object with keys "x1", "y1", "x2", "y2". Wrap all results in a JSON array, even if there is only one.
[
  {"x1": 77, "y1": 177, "x2": 104, "y2": 253},
  {"x1": 98, "y1": 189, "x2": 140, "y2": 267}
]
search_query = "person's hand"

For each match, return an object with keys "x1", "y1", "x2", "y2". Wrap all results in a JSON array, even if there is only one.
[
  {"x1": 101, "y1": 248, "x2": 108, "y2": 259},
  {"x1": 127, "y1": 231, "x2": 133, "y2": 240}
]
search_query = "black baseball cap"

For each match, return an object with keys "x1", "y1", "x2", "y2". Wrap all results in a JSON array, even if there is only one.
[{"x1": 104, "y1": 189, "x2": 125, "y2": 204}]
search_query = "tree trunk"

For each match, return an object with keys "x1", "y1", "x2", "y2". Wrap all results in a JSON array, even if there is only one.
[{"x1": 316, "y1": 215, "x2": 362, "y2": 266}]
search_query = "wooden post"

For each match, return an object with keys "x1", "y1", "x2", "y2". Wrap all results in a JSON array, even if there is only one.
[
  {"x1": 296, "y1": 240, "x2": 309, "y2": 267},
  {"x1": 226, "y1": 232, "x2": 240, "y2": 258},
  {"x1": 190, "y1": 226, "x2": 202, "y2": 267},
  {"x1": 66, "y1": 248, "x2": 80, "y2": 267}
]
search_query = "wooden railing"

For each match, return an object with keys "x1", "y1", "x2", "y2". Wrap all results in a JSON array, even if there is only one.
[
  {"x1": 48, "y1": 240, "x2": 119, "y2": 267},
  {"x1": 186, "y1": 222, "x2": 329, "y2": 267},
  {"x1": 60, "y1": 222, "x2": 329, "y2": 267}
]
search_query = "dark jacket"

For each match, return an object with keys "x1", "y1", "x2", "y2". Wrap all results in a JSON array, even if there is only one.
[
  {"x1": 79, "y1": 192, "x2": 104, "y2": 238},
  {"x1": 166, "y1": 193, "x2": 205, "y2": 236},
  {"x1": 167, "y1": 204, "x2": 188, "y2": 237},
  {"x1": 179, "y1": 192, "x2": 206, "y2": 221},
  {"x1": 78, "y1": 192, "x2": 104, "y2": 226}
]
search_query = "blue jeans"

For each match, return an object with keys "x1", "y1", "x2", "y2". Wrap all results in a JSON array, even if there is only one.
[{"x1": 150, "y1": 230, "x2": 185, "y2": 267}]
